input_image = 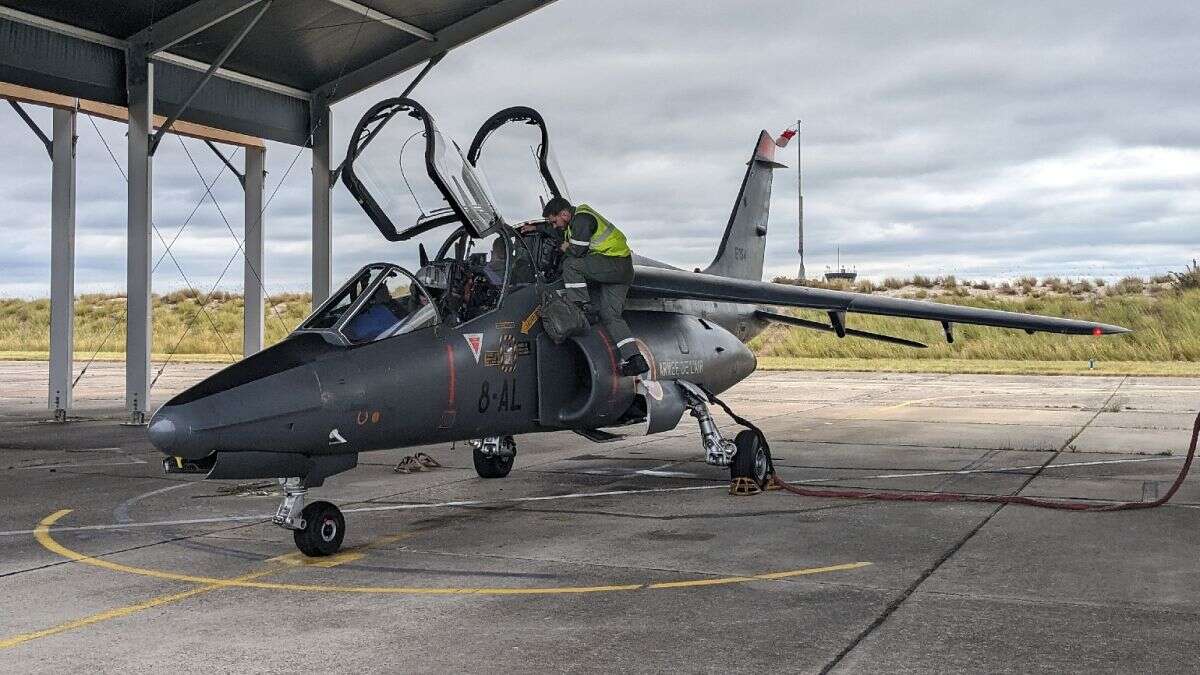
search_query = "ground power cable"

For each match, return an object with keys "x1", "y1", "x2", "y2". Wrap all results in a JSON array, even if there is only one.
[{"x1": 705, "y1": 388, "x2": 1198, "y2": 511}]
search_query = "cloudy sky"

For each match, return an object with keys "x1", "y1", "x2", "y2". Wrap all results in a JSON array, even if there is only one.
[{"x1": 1, "y1": 0, "x2": 1198, "y2": 298}]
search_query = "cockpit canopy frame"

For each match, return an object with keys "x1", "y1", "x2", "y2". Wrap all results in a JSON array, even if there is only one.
[
  {"x1": 466, "y1": 105, "x2": 570, "y2": 204},
  {"x1": 341, "y1": 97, "x2": 505, "y2": 242}
]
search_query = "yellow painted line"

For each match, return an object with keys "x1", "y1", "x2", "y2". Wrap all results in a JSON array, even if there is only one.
[
  {"x1": 32, "y1": 510, "x2": 871, "y2": 597},
  {"x1": 879, "y1": 393, "x2": 997, "y2": 411},
  {"x1": 841, "y1": 393, "x2": 1002, "y2": 419},
  {"x1": 3, "y1": 513, "x2": 410, "y2": 650},
  {"x1": 0, "y1": 558, "x2": 278, "y2": 650},
  {"x1": 646, "y1": 562, "x2": 872, "y2": 589},
  {"x1": 267, "y1": 551, "x2": 366, "y2": 568}
]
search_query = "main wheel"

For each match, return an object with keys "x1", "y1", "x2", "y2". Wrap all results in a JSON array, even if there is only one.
[
  {"x1": 730, "y1": 430, "x2": 771, "y2": 489},
  {"x1": 473, "y1": 436, "x2": 515, "y2": 478},
  {"x1": 293, "y1": 500, "x2": 345, "y2": 557}
]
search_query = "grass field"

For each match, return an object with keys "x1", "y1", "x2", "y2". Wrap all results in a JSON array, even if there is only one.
[
  {"x1": 756, "y1": 357, "x2": 1200, "y2": 376},
  {"x1": 750, "y1": 289, "x2": 1200, "y2": 362},
  {"x1": 0, "y1": 291, "x2": 311, "y2": 363},
  {"x1": 0, "y1": 275, "x2": 1197, "y2": 372}
]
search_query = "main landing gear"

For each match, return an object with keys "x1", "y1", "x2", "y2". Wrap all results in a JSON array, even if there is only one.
[
  {"x1": 678, "y1": 381, "x2": 772, "y2": 492},
  {"x1": 273, "y1": 477, "x2": 346, "y2": 556},
  {"x1": 471, "y1": 435, "x2": 516, "y2": 478}
]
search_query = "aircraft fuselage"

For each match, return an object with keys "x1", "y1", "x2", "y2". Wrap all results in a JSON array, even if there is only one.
[{"x1": 150, "y1": 278, "x2": 764, "y2": 482}]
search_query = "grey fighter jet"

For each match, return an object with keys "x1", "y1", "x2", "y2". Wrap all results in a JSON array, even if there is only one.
[{"x1": 148, "y1": 99, "x2": 1129, "y2": 556}]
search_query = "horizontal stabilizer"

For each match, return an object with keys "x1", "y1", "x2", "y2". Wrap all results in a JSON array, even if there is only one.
[{"x1": 756, "y1": 310, "x2": 928, "y2": 349}]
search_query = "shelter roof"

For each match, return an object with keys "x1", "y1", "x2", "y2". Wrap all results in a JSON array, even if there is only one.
[{"x1": 0, "y1": 0, "x2": 554, "y2": 145}]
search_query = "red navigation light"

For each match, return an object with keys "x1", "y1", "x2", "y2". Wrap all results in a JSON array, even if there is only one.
[{"x1": 1092, "y1": 326, "x2": 1103, "y2": 336}]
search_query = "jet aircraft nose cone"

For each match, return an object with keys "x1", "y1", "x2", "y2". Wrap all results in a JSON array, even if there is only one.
[
  {"x1": 147, "y1": 413, "x2": 177, "y2": 450},
  {"x1": 148, "y1": 406, "x2": 214, "y2": 459}
]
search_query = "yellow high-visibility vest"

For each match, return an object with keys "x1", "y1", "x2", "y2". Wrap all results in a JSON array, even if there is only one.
[{"x1": 568, "y1": 204, "x2": 631, "y2": 257}]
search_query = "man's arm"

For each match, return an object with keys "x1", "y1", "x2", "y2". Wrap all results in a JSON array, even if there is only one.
[{"x1": 564, "y1": 212, "x2": 597, "y2": 257}]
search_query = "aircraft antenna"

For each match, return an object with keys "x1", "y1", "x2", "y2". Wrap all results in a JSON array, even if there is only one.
[{"x1": 797, "y1": 118, "x2": 805, "y2": 281}]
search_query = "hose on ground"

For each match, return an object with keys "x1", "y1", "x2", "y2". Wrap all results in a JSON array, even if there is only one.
[{"x1": 704, "y1": 387, "x2": 1198, "y2": 512}]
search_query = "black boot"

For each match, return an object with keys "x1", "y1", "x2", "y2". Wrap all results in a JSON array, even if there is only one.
[{"x1": 620, "y1": 353, "x2": 650, "y2": 377}]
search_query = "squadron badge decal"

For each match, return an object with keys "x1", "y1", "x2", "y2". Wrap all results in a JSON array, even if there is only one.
[
  {"x1": 463, "y1": 333, "x2": 484, "y2": 363},
  {"x1": 483, "y1": 333, "x2": 531, "y2": 373}
]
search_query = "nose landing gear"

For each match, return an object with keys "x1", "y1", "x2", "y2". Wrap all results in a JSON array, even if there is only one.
[
  {"x1": 472, "y1": 435, "x2": 516, "y2": 478},
  {"x1": 273, "y1": 477, "x2": 346, "y2": 556}
]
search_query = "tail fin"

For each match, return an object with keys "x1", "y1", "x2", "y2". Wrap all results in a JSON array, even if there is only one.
[{"x1": 703, "y1": 131, "x2": 784, "y2": 281}]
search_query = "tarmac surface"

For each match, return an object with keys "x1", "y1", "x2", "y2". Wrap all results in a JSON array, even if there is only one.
[{"x1": 1, "y1": 361, "x2": 1198, "y2": 673}]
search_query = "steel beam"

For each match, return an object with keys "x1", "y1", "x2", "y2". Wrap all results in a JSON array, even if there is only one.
[
  {"x1": 310, "y1": 101, "x2": 332, "y2": 308},
  {"x1": 48, "y1": 106, "x2": 77, "y2": 421},
  {"x1": 243, "y1": 145, "x2": 266, "y2": 356},
  {"x1": 128, "y1": 0, "x2": 266, "y2": 55},
  {"x1": 323, "y1": 0, "x2": 435, "y2": 41},
  {"x1": 0, "y1": 5, "x2": 308, "y2": 100},
  {"x1": 8, "y1": 100, "x2": 52, "y2": 156},
  {"x1": 315, "y1": 0, "x2": 554, "y2": 104},
  {"x1": 204, "y1": 140, "x2": 246, "y2": 185},
  {"x1": 149, "y1": 0, "x2": 273, "y2": 155},
  {"x1": 126, "y1": 51, "x2": 154, "y2": 424}
]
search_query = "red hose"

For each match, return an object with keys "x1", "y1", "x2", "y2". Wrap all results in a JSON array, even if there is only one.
[{"x1": 768, "y1": 410, "x2": 1199, "y2": 511}]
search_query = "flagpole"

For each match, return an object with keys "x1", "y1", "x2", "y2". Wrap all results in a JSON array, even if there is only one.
[{"x1": 797, "y1": 118, "x2": 805, "y2": 281}]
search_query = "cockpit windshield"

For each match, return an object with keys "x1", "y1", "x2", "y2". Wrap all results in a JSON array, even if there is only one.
[{"x1": 299, "y1": 264, "x2": 438, "y2": 344}]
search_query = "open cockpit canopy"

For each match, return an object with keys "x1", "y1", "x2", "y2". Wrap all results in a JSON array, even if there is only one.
[
  {"x1": 342, "y1": 98, "x2": 504, "y2": 242},
  {"x1": 467, "y1": 106, "x2": 570, "y2": 214}
]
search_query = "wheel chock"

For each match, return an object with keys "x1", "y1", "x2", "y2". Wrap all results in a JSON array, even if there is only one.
[{"x1": 729, "y1": 477, "x2": 762, "y2": 496}]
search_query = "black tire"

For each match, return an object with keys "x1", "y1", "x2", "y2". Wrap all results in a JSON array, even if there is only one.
[
  {"x1": 730, "y1": 430, "x2": 770, "y2": 489},
  {"x1": 473, "y1": 436, "x2": 515, "y2": 478},
  {"x1": 293, "y1": 500, "x2": 345, "y2": 557}
]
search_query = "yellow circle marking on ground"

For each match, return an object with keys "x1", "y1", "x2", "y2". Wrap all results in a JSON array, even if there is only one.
[{"x1": 36, "y1": 509, "x2": 871, "y2": 596}]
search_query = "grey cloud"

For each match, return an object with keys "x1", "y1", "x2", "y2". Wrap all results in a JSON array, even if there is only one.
[{"x1": 1, "y1": 0, "x2": 1198, "y2": 297}]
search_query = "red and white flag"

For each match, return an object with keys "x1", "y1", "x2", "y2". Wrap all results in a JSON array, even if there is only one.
[{"x1": 775, "y1": 125, "x2": 798, "y2": 147}]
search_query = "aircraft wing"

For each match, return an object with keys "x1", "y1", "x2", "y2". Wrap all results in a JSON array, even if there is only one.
[{"x1": 630, "y1": 266, "x2": 1131, "y2": 336}]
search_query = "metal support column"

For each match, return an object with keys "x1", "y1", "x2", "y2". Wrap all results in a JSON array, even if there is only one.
[
  {"x1": 48, "y1": 106, "x2": 77, "y2": 421},
  {"x1": 243, "y1": 145, "x2": 265, "y2": 356},
  {"x1": 126, "y1": 52, "x2": 154, "y2": 424},
  {"x1": 310, "y1": 101, "x2": 332, "y2": 308}
]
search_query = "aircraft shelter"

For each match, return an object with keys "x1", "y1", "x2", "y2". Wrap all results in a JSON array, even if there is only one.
[{"x1": 0, "y1": 0, "x2": 554, "y2": 423}]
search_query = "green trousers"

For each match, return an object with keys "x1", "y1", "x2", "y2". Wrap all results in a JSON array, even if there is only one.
[{"x1": 561, "y1": 254, "x2": 639, "y2": 359}]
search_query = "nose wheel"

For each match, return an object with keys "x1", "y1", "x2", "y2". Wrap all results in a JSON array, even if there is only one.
[
  {"x1": 472, "y1": 435, "x2": 516, "y2": 478},
  {"x1": 293, "y1": 501, "x2": 345, "y2": 557}
]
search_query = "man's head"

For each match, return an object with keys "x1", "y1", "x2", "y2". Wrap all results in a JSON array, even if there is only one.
[{"x1": 542, "y1": 197, "x2": 573, "y2": 229}]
